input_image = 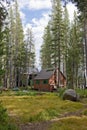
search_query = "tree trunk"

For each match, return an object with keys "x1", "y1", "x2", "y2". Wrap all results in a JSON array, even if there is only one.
[{"x1": 84, "y1": 14, "x2": 87, "y2": 88}]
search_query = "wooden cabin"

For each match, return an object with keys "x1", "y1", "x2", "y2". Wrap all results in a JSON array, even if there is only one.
[{"x1": 33, "y1": 68, "x2": 66, "y2": 91}]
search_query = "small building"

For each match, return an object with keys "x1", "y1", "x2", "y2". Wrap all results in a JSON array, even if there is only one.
[
  {"x1": 33, "y1": 68, "x2": 66, "y2": 91},
  {"x1": 21, "y1": 67, "x2": 38, "y2": 86}
]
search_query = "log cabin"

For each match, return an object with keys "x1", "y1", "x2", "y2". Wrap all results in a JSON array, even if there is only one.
[{"x1": 33, "y1": 68, "x2": 66, "y2": 91}]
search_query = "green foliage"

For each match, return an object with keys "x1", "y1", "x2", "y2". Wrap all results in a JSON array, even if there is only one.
[
  {"x1": 2, "y1": 0, "x2": 36, "y2": 88},
  {"x1": 66, "y1": 11, "x2": 83, "y2": 88},
  {"x1": 71, "y1": 0, "x2": 87, "y2": 17},
  {"x1": 41, "y1": 0, "x2": 65, "y2": 70},
  {"x1": 41, "y1": 0, "x2": 83, "y2": 88},
  {"x1": 0, "y1": 123, "x2": 18, "y2": 130},
  {"x1": 46, "y1": 108, "x2": 59, "y2": 117},
  {"x1": 76, "y1": 88, "x2": 87, "y2": 98},
  {"x1": 0, "y1": 101, "x2": 18, "y2": 130},
  {"x1": 29, "y1": 111, "x2": 49, "y2": 122},
  {"x1": 29, "y1": 108, "x2": 59, "y2": 122},
  {"x1": 0, "y1": 101, "x2": 8, "y2": 123},
  {"x1": 40, "y1": 24, "x2": 53, "y2": 68},
  {"x1": 51, "y1": 0, "x2": 64, "y2": 69},
  {"x1": 58, "y1": 88, "x2": 67, "y2": 98}
]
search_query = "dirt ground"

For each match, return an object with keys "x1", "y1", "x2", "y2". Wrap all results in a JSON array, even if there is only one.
[{"x1": 19, "y1": 121, "x2": 53, "y2": 130}]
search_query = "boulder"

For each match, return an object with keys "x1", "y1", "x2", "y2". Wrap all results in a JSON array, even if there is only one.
[{"x1": 63, "y1": 89, "x2": 79, "y2": 101}]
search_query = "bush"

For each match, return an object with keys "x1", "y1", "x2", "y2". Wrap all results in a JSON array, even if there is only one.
[
  {"x1": 76, "y1": 88, "x2": 87, "y2": 98},
  {"x1": 0, "y1": 123, "x2": 18, "y2": 130},
  {"x1": 58, "y1": 88, "x2": 66, "y2": 98},
  {"x1": 0, "y1": 101, "x2": 18, "y2": 130},
  {"x1": 0, "y1": 101, "x2": 8, "y2": 123}
]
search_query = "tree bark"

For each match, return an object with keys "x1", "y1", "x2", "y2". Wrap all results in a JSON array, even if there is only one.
[{"x1": 84, "y1": 13, "x2": 87, "y2": 88}]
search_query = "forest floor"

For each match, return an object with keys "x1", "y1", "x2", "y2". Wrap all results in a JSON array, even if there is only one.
[
  {"x1": 1, "y1": 90, "x2": 87, "y2": 130},
  {"x1": 19, "y1": 104, "x2": 87, "y2": 130},
  {"x1": 19, "y1": 116, "x2": 87, "y2": 130}
]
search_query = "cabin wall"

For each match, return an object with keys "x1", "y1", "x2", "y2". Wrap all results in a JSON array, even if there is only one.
[
  {"x1": 34, "y1": 79, "x2": 51, "y2": 91},
  {"x1": 56, "y1": 70, "x2": 66, "y2": 87},
  {"x1": 49, "y1": 75, "x2": 55, "y2": 85},
  {"x1": 60, "y1": 74, "x2": 66, "y2": 87}
]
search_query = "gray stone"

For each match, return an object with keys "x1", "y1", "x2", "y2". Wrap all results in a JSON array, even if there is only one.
[{"x1": 63, "y1": 89, "x2": 79, "y2": 101}]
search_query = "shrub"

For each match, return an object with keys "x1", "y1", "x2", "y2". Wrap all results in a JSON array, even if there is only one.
[
  {"x1": 76, "y1": 88, "x2": 87, "y2": 98},
  {"x1": 0, "y1": 123, "x2": 18, "y2": 130},
  {"x1": 0, "y1": 101, "x2": 18, "y2": 130},
  {"x1": 0, "y1": 101, "x2": 8, "y2": 123},
  {"x1": 58, "y1": 88, "x2": 66, "y2": 98}
]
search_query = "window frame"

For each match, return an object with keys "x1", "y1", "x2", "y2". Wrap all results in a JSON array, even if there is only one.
[
  {"x1": 43, "y1": 79, "x2": 48, "y2": 84},
  {"x1": 36, "y1": 80, "x2": 40, "y2": 84}
]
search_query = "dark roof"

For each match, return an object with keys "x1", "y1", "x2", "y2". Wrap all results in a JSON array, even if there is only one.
[{"x1": 34, "y1": 69, "x2": 54, "y2": 80}]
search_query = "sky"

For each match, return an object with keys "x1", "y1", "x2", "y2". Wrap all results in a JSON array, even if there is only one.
[{"x1": 16, "y1": 0, "x2": 77, "y2": 69}]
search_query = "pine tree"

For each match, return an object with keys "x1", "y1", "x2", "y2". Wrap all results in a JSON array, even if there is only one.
[
  {"x1": 51, "y1": 0, "x2": 64, "y2": 87},
  {"x1": 8, "y1": 7, "x2": 15, "y2": 88},
  {"x1": 63, "y1": 0, "x2": 87, "y2": 88},
  {"x1": 40, "y1": 23, "x2": 52, "y2": 69},
  {"x1": 6, "y1": 0, "x2": 25, "y2": 88},
  {"x1": 67, "y1": 11, "x2": 83, "y2": 88},
  {"x1": 62, "y1": 5, "x2": 70, "y2": 77},
  {"x1": 13, "y1": 0, "x2": 24, "y2": 87},
  {"x1": 0, "y1": 1, "x2": 9, "y2": 86},
  {"x1": 25, "y1": 28, "x2": 35, "y2": 86},
  {"x1": 25, "y1": 28, "x2": 35, "y2": 68}
]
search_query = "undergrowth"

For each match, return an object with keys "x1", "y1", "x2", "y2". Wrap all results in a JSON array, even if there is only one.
[{"x1": 0, "y1": 101, "x2": 18, "y2": 130}]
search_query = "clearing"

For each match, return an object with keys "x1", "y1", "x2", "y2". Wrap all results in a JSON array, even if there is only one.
[{"x1": 0, "y1": 90, "x2": 87, "y2": 130}]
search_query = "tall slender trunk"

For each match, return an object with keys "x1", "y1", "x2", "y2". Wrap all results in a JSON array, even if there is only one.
[
  {"x1": 76, "y1": 66, "x2": 78, "y2": 88},
  {"x1": 84, "y1": 14, "x2": 87, "y2": 87},
  {"x1": 58, "y1": 42, "x2": 60, "y2": 88}
]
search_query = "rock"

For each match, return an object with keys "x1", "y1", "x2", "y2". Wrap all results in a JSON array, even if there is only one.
[{"x1": 63, "y1": 89, "x2": 79, "y2": 101}]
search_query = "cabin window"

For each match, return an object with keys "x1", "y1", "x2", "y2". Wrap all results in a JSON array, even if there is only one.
[
  {"x1": 36, "y1": 80, "x2": 40, "y2": 84},
  {"x1": 43, "y1": 80, "x2": 48, "y2": 84}
]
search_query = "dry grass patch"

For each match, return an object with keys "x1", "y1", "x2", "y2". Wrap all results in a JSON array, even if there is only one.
[
  {"x1": 0, "y1": 92, "x2": 84, "y2": 123},
  {"x1": 48, "y1": 116, "x2": 87, "y2": 130}
]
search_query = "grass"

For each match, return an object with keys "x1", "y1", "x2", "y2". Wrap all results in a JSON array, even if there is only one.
[
  {"x1": 48, "y1": 116, "x2": 87, "y2": 130},
  {"x1": 76, "y1": 88, "x2": 87, "y2": 98},
  {"x1": 0, "y1": 90, "x2": 84, "y2": 123},
  {"x1": 0, "y1": 90, "x2": 39, "y2": 96}
]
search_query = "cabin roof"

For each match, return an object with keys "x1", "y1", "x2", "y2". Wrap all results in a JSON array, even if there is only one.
[{"x1": 34, "y1": 69, "x2": 54, "y2": 80}]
